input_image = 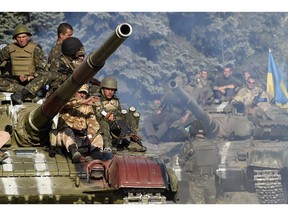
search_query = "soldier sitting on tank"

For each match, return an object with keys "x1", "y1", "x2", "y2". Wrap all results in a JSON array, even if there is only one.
[
  {"x1": 212, "y1": 64, "x2": 239, "y2": 102},
  {"x1": 143, "y1": 75, "x2": 193, "y2": 144},
  {"x1": 0, "y1": 24, "x2": 50, "y2": 104},
  {"x1": 231, "y1": 76, "x2": 273, "y2": 119},
  {"x1": 56, "y1": 84, "x2": 104, "y2": 163},
  {"x1": 93, "y1": 76, "x2": 147, "y2": 153},
  {"x1": 189, "y1": 69, "x2": 214, "y2": 106},
  {"x1": 10, "y1": 37, "x2": 86, "y2": 104},
  {"x1": 48, "y1": 22, "x2": 73, "y2": 65}
]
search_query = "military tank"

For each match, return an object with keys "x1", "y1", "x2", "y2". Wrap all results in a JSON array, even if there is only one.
[
  {"x1": 169, "y1": 79, "x2": 288, "y2": 204},
  {"x1": 0, "y1": 23, "x2": 178, "y2": 204}
]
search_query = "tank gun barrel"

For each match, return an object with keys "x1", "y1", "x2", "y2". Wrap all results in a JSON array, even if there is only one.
[
  {"x1": 32, "y1": 23, "x2": 132, "y2": 130},
  {"x1": 169, "y1": 79, "x2": 219, "y2": 138}
]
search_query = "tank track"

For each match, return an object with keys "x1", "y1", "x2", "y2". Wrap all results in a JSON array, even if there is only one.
[{"x1": 254, "y1": 169, "x2": 287, "y2": 204}]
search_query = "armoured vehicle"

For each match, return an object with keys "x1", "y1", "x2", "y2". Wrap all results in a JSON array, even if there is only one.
[
  {"x1": 0, "y1": 23, "x2": 178, "y2": 204},
  {"x1": 169, "y1": 79, "x2": 288, "y2": 204}
]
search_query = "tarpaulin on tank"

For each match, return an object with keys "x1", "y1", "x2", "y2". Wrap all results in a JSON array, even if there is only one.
[{"x1": 108, "y1": 155, "x2": 167, "y2": 188}]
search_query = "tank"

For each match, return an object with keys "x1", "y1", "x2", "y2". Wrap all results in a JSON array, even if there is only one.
[
  {"x1": 0, "y1": 23, "x2": 178, "y2": 204},
  {"x1": 169, "y1": 79, "x2": 288, "y2": 204}
]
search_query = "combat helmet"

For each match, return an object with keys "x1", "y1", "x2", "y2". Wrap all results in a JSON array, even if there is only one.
[
  {"x1": 13, "y1": 24, "x2": 32, "y2": 39},
  {"x1": 100, "y1": 77, "x2": 117, "y2": 90}
]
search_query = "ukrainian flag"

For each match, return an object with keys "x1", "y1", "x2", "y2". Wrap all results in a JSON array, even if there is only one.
[{"x1": 267, "y1": 50, "x2": 288, "y2": 108}]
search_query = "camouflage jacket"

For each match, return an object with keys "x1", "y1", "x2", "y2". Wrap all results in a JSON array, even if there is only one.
[
  {"x1": 232, "y1": 85, "x2": 272, "y2": 107},
  {"x1": 58, "y1": 96, "x2": 100, "y2": 139},
  {"x1": 48, "y1": 40, "x2": 62, "y2": 64},
  {"x1": 93, "y1": 90, "x2": 122, "y2": 121},
  {"x1": 49, "y1": 54, "x2": 81, "y2": 75},
  {"x1": 0, "y1": 41, "x2": 48, "y2": 76}
]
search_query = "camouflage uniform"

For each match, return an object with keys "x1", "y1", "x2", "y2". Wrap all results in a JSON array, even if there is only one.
[
  {"x1": 48, "y1": 40, "x2": 62, "y2": 64},
  {"x1": 0, "y1": 42, "x2": 48, "y2": 92},
  {"x1": 48, "y1": 46, "x2": 86, "y2": 91},
  {"x1": 93, "y1": 89, "x2": 122, "y2": 148},
  {"x1": 57, "y1": 94, "x2": 103, "y2": 155},
  {"x1": 10, "y1": 37, "x2": 85, "y2": 105},
  {"x1": 143, "y1": 89, "x2": 192, "y2": 143},
  {"x1": 190, "y1": 74, "x2": 214, "y2": 105},
  {"x1": 232, "y1": 85, "x2": 273, "y2": 118}
]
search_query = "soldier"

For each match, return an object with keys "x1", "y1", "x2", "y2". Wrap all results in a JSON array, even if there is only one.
[
  {"x1": 166, "y1": 120, "x2": 218, "y2": 204},
  {"x1": 0, "y1": 24, "x2": 49, "y2": 97},
  {"x1": 213, "y1": 64, "x2": 239, "y2": 102},
  {"x1": 143, "y1": 75, "x2": 193, "y2": 144},
  {"x1": 48, "y1": 23, "x2": 73, "y2": 64},
  {"x1": 231, "y1": 76, "x2": 273, "y2": 119},
  {"x1": 93, "y1": 76, "x2": 146, "y2": 152},
  {"x1": 56, "y1": 84, "x2": 103, "y2": 163},
  {"x1": 190, "y1": 70, "x2": 214, "y2": 105},
  {"x1": 10, "y1": 37, "x2": 85, "y2": 104}
]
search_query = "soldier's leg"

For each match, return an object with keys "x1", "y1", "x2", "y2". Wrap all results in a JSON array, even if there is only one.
[
  {"x1": 11, "y1": 72, "x2": 62, "y2": 104},
  {"x1": 99, "y1": 120, "x2": 113, "y2": 149},
  {"x1": 89, "y1": 134, "x2": 104, "y2": 160},
  {"x1": 58, "y1": 128, "x2": 81, "y2": 163},
  {"x1": 225, "y1": 89, "x2": 235, "y2": 102},
  {"x1": 25, "y1": 72, "x2": 62, "y2": 95},
  {"x1": 0, "y1": 78, "x2": 24, "y2": 92}
]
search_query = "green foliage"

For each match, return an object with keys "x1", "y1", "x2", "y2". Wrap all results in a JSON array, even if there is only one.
[{"x1": 2, "y1": 12, "x2": 288, "y2": 111}]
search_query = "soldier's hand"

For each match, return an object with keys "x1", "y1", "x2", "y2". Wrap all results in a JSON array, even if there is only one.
[
  {"x1": 19, "y1": 75, "x2": 28, "y2": 82},
  {"x1": 27, "y1": 75, "x2": 35, "y2": 81}
]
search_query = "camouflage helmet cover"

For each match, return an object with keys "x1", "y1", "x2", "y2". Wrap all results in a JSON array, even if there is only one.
[
  {"x1": 13, "y1": 24, "x2": 32, "y2": 39},
  {"x1": 100, "y1": 76, "x2": 117, "y2": 90},
  {"x1": 78, "y1": 84, "x2": 89, "y2": 93}
]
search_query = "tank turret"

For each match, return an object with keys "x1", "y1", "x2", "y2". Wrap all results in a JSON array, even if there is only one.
[
  {"x1": 169, "y1": 79, "x2": 254, "y2": 140},
  {"x1": 12, "y1": 23, "x2": 132, "y2": 147}
]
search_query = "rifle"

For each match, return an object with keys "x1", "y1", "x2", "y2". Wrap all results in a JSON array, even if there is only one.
[
  {"x1": 100, "y1": 110, "x2": 143, "y2": 146},
  {"x1": 251, "y1": 90, "x2": 264, "y2": 108}
]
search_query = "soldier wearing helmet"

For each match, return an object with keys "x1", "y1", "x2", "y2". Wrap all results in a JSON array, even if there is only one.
[
  {"x1": 10, "y1": 37, "x2": 85, "y2": 104},
  {"x1": 93, "y1": 76, "x2": 146, "y2": 153},
  {"x1": 56, "y1": 83, "x2": 103, "y2": 163},
  {"x1": 93, "y1": 77, "x2": 121, "y2": 151},
  {"x1": 0, "y1": 24, "x2": 48, "y2": 100}
]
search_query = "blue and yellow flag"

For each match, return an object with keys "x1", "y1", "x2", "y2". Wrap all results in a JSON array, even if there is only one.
[{"x1": 267, "y1": 50, "x2": 288, "y2": 108}]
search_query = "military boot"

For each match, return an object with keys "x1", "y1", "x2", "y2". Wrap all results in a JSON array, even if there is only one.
[
  {"x1": 11, "y1": 88, "x2": 31, "y2": 105},
  {"x1": 0, "y1": 151, "x2": 8, "y2": 163},
  {"x1": 68, "y1": 144, "x2": 81, "y2": 163},
  {"x1": 90, "y1": 148, "x2": 104, "y2": 160},
  {"x1": 128, "y1": 141, "x2": 147, "y2": 152}
]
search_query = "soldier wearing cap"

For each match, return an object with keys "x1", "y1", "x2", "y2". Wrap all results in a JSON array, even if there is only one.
[
  {"x1": 10, "y1": 37, "x2": 85, "y2": 104},
  {"x1": 56, "y1": 84, "x2": 103, "y2": 163},
  {"x1": 0, "y1": 24, "x2": 49, "y2": 96}
]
